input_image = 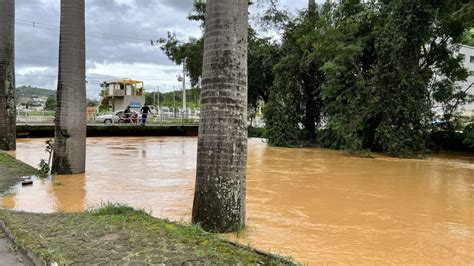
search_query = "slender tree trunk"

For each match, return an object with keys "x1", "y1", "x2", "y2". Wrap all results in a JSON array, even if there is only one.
[
  {"x1": 308, "y1": 0, "x2": 316, "y2": 13},
  {"x1": 0, "y1": 0, "x2": 16, "y2": 151},
  {"x1": 52, "y1": 0, "x2": 86, "y2": 174},
  {"x1": 304, "y1": 92, "x2": 317, "y2": 144},
  {"x1": 192, "y1": 0, "x2": 249, "y2": 233}
]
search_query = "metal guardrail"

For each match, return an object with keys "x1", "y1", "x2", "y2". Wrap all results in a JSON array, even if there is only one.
[{"x1": 16, "y1": 111, "x2": 200, "y2": 126}]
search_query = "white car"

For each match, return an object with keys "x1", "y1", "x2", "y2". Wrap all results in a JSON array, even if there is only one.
[
  {"x1": 95, "y1": 110, "x2": 140, "y2": 124},
  {"x1": 148, "y1": 105, "x2": 158, "y2": 115}
]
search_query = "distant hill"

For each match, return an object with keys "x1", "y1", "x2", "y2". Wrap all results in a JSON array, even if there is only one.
[{"x1": 16, "y1": 85, "x2": 56, "y2": 97}]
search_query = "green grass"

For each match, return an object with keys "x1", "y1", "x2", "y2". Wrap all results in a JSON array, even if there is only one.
[
  {"x1": 0, "y1": 153, "x2": 41, "y2": 176},
  {"x1": 0, "y1": 152, "x2": 39, "y2": 193},
  {"x1": 86, "y1": 203, "x2": 149, "y2": 217},
  {"x1": 0, "y1": 203, "x2": 297, "y2": 265}
]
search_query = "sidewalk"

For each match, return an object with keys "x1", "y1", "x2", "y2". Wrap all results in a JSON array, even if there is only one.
[{"x1": 0, "y1": 230, "x2": 25, "y2": 265}]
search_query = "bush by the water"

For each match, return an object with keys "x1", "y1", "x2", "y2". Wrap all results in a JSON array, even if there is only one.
[
  {"x1": 248, "y1": 127, "x2": 266, "y2": 138},
  {"x1": 462, "y1": 124, "x2": 474, "y2": 150},
  {"x1": 429, "y1": 126, "x2": 474, "y2": 153}
]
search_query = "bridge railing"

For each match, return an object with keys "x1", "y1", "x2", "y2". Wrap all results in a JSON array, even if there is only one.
[{"x1": 16, "y1": 110, "x2": 200, "y2": 126}]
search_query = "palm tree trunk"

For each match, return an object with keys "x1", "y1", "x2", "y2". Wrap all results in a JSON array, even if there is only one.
[
  {"x1": 192, "y1": 0, "x2": 249, "y2": 233},
  {"x1": 308, "y1": 0, "x2": 316, "y2": 13},
  {"x1": 0, "y1": 0, "x2": 16, "y2": 151},
  {"x1": 52, "y1": 0, "x2": 86, "y2": 174}
]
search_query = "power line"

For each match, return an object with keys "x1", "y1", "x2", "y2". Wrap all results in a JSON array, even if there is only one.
[
  {"x1": 15, "y1": 19, "x2": 154, "y2": 43},
  {"x1": 14, "y1": 19, "x2": 185, "y2": 84},
  {"x1": 15, "y1": 55, "x2": 184, "y2": 80},
  {"x1": 16, "y1": 74, "x2": 180, "y2": 82},
  {"x1": 16, "y1": 56, "x2": 179, "y2": 71}
]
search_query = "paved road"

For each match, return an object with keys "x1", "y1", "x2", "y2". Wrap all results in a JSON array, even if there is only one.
[{"x1": 0, "y1": 231, "x2": 26, "y2": 265}]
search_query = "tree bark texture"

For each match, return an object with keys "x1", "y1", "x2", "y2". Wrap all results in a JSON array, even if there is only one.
[
  {"x1": 0, "y1": 0, "x2": 16, "y2": 151},
  {"x1": 52, "y1": 0, "x2": 86, "y2": 174},
  {"x1": 192, "y1": 0, "x2": 249, "y2": 233},
  {"x1": 308, "y1": 0, "x2": 316, "y2": 13}
]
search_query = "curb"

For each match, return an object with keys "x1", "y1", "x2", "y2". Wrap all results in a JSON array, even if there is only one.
[
  {"x1": 0, "y1": 220, "x2": 51, "y2": 266},
  {"x1": 0, "y1": 218, "x2": 297, "y2": 265},
  {"x1": 225, "y1": 240, "x2": 300, "y2": 265}
]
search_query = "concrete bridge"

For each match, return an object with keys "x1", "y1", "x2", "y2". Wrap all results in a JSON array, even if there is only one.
[{"x1": 16, "y1": 124, "x2": 199, "y2": 138}]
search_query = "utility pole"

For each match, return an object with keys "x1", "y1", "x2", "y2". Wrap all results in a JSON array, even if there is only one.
[
  {"x1": 182, "y1": 60, "x2": 186, "y2": 117},
  {"x1": 157, "y1": 87, "x2": 160, "y2": 109},
  {"x1": 173, "y1": 86, "x2": 176, "y2": 118}
]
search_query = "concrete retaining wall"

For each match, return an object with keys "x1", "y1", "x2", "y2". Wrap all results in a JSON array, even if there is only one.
[{"x1": 16, "y1": 125, "x2": 199, "y2": 138}]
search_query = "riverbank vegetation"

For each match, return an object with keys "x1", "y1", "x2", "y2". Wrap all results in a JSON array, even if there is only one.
[
  {"x1": 160, "y1": 0, "x2": 473, "y2": 158},
  {"x1": 0, "y1": 152, "x2": 38, "y2": 192},
  {"x1": 264, "y1": 0, "x2": 473, "y2": 157},
  {"x1": 0, "y1": 204, "x2": 294, "y2": 265}
]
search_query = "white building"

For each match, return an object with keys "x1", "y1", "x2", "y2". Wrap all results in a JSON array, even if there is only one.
[{"x1": 456, "y1": 44, "x2": 474, "y2": 117}]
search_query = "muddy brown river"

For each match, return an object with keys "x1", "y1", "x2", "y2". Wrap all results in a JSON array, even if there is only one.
[{"x1": 2, "y1": 137, "x2": 474, "y2": 264}]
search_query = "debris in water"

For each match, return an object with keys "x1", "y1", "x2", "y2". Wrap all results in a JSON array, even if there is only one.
[{"x1": 21, "y1": 179, "x2": 33, "y2": 186}]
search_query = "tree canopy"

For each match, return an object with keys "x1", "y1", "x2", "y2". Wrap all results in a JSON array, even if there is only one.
[
  {"x1": 264, "y1": 0, "x2": 473, "y2": 157},
  {"x1": 159, "y1": 0, "x2": 473, "y2": 157}
]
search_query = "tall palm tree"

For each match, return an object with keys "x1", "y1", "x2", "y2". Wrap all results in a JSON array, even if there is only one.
[
  {"x1": 0, "y1": 0, "x2": 16, "y2": 151},
  {"x1": 52, "y1": 0, "x2": 86, "y2": 174},
  {"x1": 192, "y1": 0, "x2": 249, "y2": 233},
  {"x1": 308, "y1": 0, "x2": 316, "y2": 12}
]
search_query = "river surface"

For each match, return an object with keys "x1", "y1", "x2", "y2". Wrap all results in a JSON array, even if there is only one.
[{"x1": 2, "y1": 137, "x2": 474, "y2": 264}]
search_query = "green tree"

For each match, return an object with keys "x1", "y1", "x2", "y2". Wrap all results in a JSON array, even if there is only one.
[
  {"x1": 52, "y1": 0, "x2": 87, "y2": 174},
  {"x1": 461, "y1": 28, "x2": 474, "y2": 46},
  {"x1": 369, "y1": 0, "x2": 471, "y2": 156},
  {"x1": 45, "y1": 95, "x2": 57, "y2": 111},
  {"x1": 158, "y1": 33, "x2": 203, "y2": 87},
  {"x1": 192, "y1": 0, "x2": 249, "y2": 233},
  {"x1": 265, "y1": 3, "x2": 330, "y2": 146},
  {"x1": 248, "y1": 29, "x2": 280, "y2": 110},
  {"x1": 319, "y1": 0, "x2": 378, "y2": 151},
  {"x1": 264, "y1": 0, "x2": 472, "y2": 156},
  {"x1": 159, "y1": 1, "x2": 277, "y2": 113},
  {"x1": 0, "y1": 0, "x2": 16, "y2": 151}
]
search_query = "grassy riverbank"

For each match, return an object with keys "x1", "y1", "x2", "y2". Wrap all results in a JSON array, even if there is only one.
[
  {"x1": 0, "y1": 205, "x2": 292, "y2": 264},
  {"x1": 0, "y1": 152, "x2": 38, "y2": 193},
  {"x1": 0, "y1": 152, "x2": 294, "y2": 265}
]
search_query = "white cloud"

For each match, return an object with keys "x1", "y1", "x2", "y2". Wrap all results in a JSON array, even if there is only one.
[{"x1": 15, "y1": 0, "x2": 311, "y2": 99}]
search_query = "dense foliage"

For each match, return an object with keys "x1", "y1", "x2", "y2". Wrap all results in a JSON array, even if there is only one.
[
  {"x1": 461, "y1": 28, "x2": 474, "y2": 46},
  {"x1": 264, "y1": 0, "x2": 473, "y2": 157},
  {"x1": 159, "y1": 0, "x2": 473, "y2": 157},
  {"x1": 45, "y1": 95, "x2": 56, "y2": 111},
  {"x1": 144, "y1": 88, "x2": 200, "y2": 110}
]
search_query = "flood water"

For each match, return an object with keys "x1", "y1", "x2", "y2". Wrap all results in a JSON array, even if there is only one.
[{"x1": 2, "y1": 137, "x2": 474, "y2": 264}]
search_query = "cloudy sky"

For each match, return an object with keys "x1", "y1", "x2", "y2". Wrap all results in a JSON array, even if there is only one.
[{"x1": 15, "y1": 0, "x2": 311, "y2": 99}]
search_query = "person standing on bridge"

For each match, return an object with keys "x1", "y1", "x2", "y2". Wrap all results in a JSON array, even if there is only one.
[{"x1": 140, "y1": 104, "x2": 151, "y2": 126}]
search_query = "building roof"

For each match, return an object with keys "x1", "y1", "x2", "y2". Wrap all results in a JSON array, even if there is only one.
[{"x1": 104, "y1": 79, "x2": 144, "y2": 85}]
